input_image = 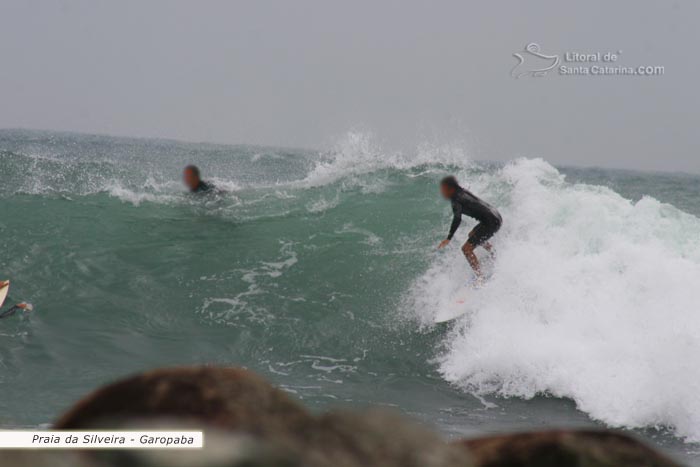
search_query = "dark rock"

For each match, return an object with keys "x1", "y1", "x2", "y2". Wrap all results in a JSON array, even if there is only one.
[
  {"x1": 0, "y1": 451, "x2": 83, "y2": 467},
  {"x1": 55, "y1": 366, "x2": 471, "y2": 467},
  {"x1": 55, "y1": 366, "x2": 310, "y2": 437},
  {"x1": 458, "y1": 429, "x2": 681, "y2": 467},
  {"x1": 51, "y1": 366, "x2": 682, "y2": 467},
  {"x1": 83, "y1": 426, "x2": 303, "y2": 467}
]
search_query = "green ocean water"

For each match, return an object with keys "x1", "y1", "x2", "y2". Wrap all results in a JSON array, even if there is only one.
[{"x1": 2, "y1": 129, "x2": 700, "y2": 463}]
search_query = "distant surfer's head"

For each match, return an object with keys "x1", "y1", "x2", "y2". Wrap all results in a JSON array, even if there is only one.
[
  {"x1": 183, "y1": 165, "x2": 202, "y2": 191},
  {"x1": 440, "y1": 176, "x2": 461, "y2": 199}
]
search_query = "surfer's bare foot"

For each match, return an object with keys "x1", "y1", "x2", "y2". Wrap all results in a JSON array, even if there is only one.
[{"x1": 0, "y1": 281, "x2": 8, "y2": 288}]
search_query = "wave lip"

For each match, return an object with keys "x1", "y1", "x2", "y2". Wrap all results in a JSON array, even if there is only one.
[
  {"x1": 302, "y1": 131, "x2": 473, "y2": 187},
  {"x1": 413, "y1": 158, "x2": 700, "y2": 441}
]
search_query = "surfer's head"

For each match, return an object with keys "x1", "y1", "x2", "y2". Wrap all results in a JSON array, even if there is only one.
[
  {"x1": 183, "y1": 165, "x2": 202, "y2": 191},
  {"x1": 440, "y1": 176, "x2": 461, "y2": 199}
]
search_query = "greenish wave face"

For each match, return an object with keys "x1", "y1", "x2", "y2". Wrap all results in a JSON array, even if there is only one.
[{"x1": 2, "y1": 129, "x2": 700, "y2": 463}]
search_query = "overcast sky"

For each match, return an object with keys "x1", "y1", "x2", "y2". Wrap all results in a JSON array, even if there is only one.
[{"x1": 1, "y1": 1, "x2": 698, "y2": 172}]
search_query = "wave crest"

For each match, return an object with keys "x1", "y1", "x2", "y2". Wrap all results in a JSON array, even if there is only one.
[{"x1": 410, "y1": 158, "x2": 700, "y2": 441}]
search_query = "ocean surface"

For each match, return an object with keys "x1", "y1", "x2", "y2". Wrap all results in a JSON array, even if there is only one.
[{"x1": 2, "y1": 129, "x2": 700, "y2": 463}]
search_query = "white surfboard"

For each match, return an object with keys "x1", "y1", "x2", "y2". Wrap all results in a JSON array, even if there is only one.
[
  {"x1": 434, "y1": 286, "x2": 472, "y2": 323},
  {"x1": 0, "y1": 281, "x2": 9, "y2": 309},
  {"x1": 433, "y1": 271, "x2": 495, "y2": 323}
]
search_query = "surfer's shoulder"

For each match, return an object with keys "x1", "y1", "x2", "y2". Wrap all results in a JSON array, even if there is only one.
[{"x1": 193, "y1": 181, "x2": 218, "y2": 194}]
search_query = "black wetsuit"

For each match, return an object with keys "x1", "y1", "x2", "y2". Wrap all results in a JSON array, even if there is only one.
[
  {"x1": 0, "y1": 305, "x2": 23, "y2": 319},
  {"x1": 192, "y1": 181, "x2": 214, "y2": 193},
  {"x1": 448, "y1": 188, "x2": 502, "y2": 246}
]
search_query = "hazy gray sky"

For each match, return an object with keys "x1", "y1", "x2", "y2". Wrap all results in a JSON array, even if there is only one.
[{"x1": 1, "y1": 1, "x2": 698, "y2": 172}]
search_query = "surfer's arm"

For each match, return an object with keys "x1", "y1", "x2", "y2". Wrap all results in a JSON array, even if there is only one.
[
  {"x1": 439, "y1": 204, "x2": 462, "y2": 249},
  {"x1": 0, "y1": 303, "x2": 30, "y2": 319},
  {"x1": 0, "y1": 306, "x2": 20, "y2": 319},
  {"x1": 447, "y1": 203, "x2": 462, "y2": 240}
]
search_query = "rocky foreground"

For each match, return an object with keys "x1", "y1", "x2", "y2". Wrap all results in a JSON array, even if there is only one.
[{"x1": 2, "y1": 367, "x2": 681, "y2": 466}]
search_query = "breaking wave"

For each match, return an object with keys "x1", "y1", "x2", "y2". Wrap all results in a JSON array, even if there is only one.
[{"x1": 410, "y1": 158, "x2": 700, "y2": 441}]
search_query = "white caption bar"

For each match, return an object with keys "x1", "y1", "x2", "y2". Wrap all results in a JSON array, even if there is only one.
[{"x1": 0, "y1": 431, "x2": 203, "y2": 449}]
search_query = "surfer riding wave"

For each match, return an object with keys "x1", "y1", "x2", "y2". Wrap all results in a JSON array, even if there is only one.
[{"x1": 437, "y1": 176, "x2": 502, "y2": 280}]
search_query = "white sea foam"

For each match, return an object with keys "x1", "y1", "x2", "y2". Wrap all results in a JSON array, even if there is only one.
[
  {"x1": 105, "y1": 183, "x2": 179, "y2": 206},
  {"x1": 410, "y1": 158, "x2": 700, "y2": 441},
  {"x1": 306, "y1": 194, "x2": 340, "y2": 213},
  {"x1": 302, "y1": 131, "x2": 473, "y2": 187},
  {"x1": 336, "y1": 223, "x2": 383, "y2": 246},
  {"x1": 199, "y1": 241, "x2": 298, "y2": 324}
]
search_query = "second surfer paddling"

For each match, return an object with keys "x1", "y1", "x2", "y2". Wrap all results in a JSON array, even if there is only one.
[
  {"x1": 438, "y1": 176, "x2": 502, "y2": 281},
  {"x1": 0, "y1": 281, "x2": 32, "y2": 319}
]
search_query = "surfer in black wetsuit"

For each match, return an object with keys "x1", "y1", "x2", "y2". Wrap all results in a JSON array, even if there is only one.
[
  {"x1": 438, "y1": 176, "x2": 502, "y2": 279},
  {"x1": 183, "y1": 165, "x2": 215, "y2": 193},
  {"x1": 0, "y1": 303, "x2": 31, "y2": 319},
  {"x1": 0, "y1": 281, "x2": 32, "y2": 319}
]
